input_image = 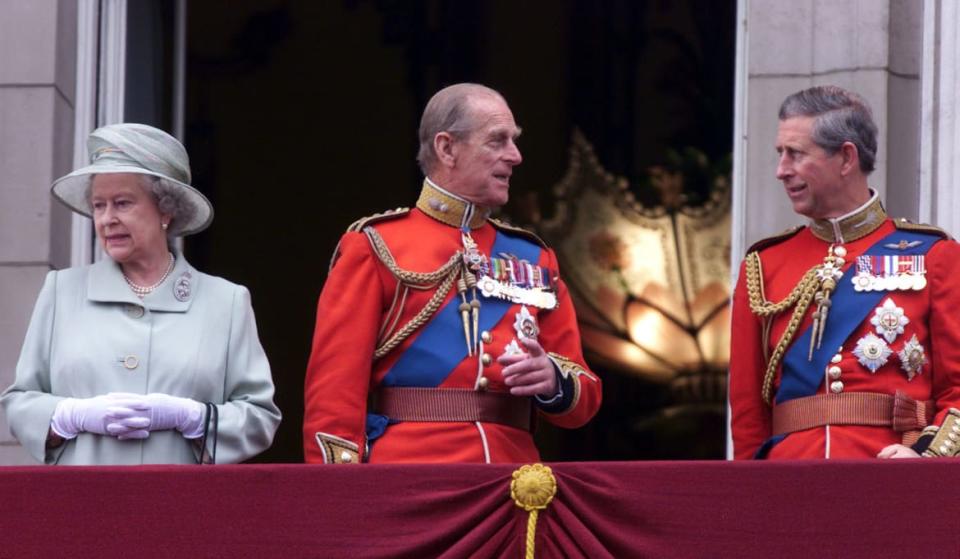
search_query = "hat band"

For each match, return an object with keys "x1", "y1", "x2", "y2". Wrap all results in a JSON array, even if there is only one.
[{"x1": 89, "y1": 148, "x2": 188, "y2": 185}]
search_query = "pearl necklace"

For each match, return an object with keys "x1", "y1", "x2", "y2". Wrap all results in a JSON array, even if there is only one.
[{"x1": 123, "y1": 253, "x2": 175, "y2": 298}]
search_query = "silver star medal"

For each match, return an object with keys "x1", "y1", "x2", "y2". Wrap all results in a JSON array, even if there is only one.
[
  {"x1": 513, "y1": 305, "x2": 539, "y2": 340},
  {"x1": 503, "y1": 339, "x2": 524, "y2": 356},
  {"x1": 853, "y1": 332, "x2": 892, "y2": 373},
  {"x1": 898, "y1": 334, "x2": 927, "y2": 381},
  {"x1": 869, "y1": 298, "x2": 908, "y2": 343}
]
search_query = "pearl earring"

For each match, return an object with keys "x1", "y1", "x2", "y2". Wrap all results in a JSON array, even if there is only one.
[{"x1": 162, "y1": 222, "x2": 169, "y2": 230}]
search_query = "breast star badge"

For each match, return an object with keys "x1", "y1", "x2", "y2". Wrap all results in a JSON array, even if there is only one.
[
  {"x1": 870, "y1": 298, "x2": 908, "y2": 343},
  {"x1": 854, "y1": 332, "x2": 892, "y2": 373}
]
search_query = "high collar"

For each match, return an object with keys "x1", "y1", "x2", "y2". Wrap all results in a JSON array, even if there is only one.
[
  {"x1": 809, "y1": 190, "x2": 887, "y2": 244},
  {"x1": 416, "y1": 178, "x2": 490, "y2": 230},
  {"x1": 87, "y1": 248, "x2": 197, "y2": 312}
]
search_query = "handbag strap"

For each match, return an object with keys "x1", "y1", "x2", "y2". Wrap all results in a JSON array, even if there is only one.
[{"x1": 198, "y1": 402, "x2": 219, "y2": 465}]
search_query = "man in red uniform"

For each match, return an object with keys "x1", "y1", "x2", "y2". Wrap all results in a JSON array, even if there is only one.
[
  {"x1": 730, "y1": 85, "x2": 960, "y2": 460},
  {"x1": 303, "y1": 83, "x2": 601, "y2": 463}
]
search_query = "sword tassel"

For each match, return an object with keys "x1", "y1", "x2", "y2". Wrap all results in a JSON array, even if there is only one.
[{"x1": 457, "y1": 277, "x2": 472, "y2": 356}]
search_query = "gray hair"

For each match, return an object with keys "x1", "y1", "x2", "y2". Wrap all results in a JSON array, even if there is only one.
[
  {"x1": 779, "y1": 85, "x2": 878, "y2": 174},
  {"x1": 84, "y1": 174, "x2": 197, "y2": 241},
  {"x1": 416, "y1": 83, "x2": 506, "y2": 174},
  {"x1": 141, "y1": 175, "x2": 196, "y2": 236}
]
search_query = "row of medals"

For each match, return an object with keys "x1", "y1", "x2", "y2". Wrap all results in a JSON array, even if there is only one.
[
  {"x1": 842, "y1": 250, "x2": 928, "y2": 378},
  {"x1": 852, "y1": 271, "x2": 926, "y2": 292},
  {"x1": 851, "y1": 261, "x2": 926, "y2": 293},
  {"x1": 462, "y1": 233, "x2": 558, "y2": 310},
  {"x1": 478, "y1": 276, "x2": 557, "y2": 309}
]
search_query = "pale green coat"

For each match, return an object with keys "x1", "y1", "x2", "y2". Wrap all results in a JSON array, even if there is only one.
[{"x1": 1, "y1": 253, "x2": 281, "y2": 465}]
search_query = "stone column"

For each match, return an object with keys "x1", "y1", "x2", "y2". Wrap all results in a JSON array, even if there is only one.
[
  {"x1": 920, "y1": 0, "x2": 960, "y2": 235},
  {"x1": 0, "y1": 0, "x2": 77, "y2": 464},
  {"x1": 731, "y1": 0, "x2": 924, "y2": 261}
]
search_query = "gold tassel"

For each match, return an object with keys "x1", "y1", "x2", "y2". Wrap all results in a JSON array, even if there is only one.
[
  {"x1": 510, "y1": 464, "x2": 557, "y2": 559},
  {"x1": 464, "y1": 269, "x2": 481, "y2": 353},
  {"x1": 808, "y1": 246, "x2": 843, "y2": 360},
  {"x1": 457, "y1": 277, "x2": 472, "y2": 355}
]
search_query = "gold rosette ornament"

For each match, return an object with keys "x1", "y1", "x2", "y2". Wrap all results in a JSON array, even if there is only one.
[{"x1": 511, "y1": 463, "x2": 557, "y2": 559}]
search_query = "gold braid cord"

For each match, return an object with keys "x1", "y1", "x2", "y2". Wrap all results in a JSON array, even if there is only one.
[
  {"x1": 511, "y1": 464, "x2": 557, "y2": 559},
  {"x1": 364, "y1": 227, "x2": 463, "y2": 359},
  {"x1": 745, "y1": 252, "x2": 821, "y2": 405}
]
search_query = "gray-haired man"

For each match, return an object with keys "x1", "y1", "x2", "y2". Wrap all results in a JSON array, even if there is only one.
[{"x1": 730, "y1": 85, "x2": 960, "y2": 460}]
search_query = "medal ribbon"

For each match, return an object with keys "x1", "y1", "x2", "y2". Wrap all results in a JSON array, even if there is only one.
[
  {"x1": 381, "y1": 230, "x2": 542, "y2": 387},
  {"x1": 484, "y1": 256, "x2": 552, "y2": 290}
]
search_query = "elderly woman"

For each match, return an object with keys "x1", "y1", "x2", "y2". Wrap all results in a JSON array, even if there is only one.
[{"x1": 1, "y1": 123, "x2": 281, "y2": 465}]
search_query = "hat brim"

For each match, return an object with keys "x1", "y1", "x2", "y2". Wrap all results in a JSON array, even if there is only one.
[{"x1": 51, "y1": 164, "x2": 214, "y2": 236}]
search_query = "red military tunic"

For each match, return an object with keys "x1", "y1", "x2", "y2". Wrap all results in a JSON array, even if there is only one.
[
  {"x1": 730, "y1": 195, "x2": 960, "y2": 459},
  {"x1": 303, "y1": 180, "x2": 601, "y2": 463}
]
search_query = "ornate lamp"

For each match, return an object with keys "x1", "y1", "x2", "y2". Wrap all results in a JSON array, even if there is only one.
[{"x1": 535, "y1": 131, "x2": 731, "y2": 412}]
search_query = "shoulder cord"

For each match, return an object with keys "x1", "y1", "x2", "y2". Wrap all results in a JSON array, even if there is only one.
[
  {"x1": 745, "y1": 251, "x2": 821, "y2": 405},
  {"x1": 364, "y1": 227, "x2": 463, "y2": 360}
]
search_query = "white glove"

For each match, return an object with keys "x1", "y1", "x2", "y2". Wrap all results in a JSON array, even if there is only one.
[
  {"x1": 51, "y1": 394, "x2": 152, "y2": 440},
  {"x1": 142, "y1": 393, "x2": 206, "y2": 439}
]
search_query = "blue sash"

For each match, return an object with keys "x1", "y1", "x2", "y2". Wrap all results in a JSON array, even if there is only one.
[
  {"x1": 380, "y1": 230, "x2": 542, "y2": 387},
  {"x1": 754, "y1": 229, "x2": 938, "y2": 458}
]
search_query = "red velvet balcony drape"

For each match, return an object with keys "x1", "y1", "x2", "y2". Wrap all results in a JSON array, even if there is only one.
[{"x1": 1, "y1": 461, "x2": 957, "y2": 558}]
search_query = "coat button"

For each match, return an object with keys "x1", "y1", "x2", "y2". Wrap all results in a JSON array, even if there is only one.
[
  {"x1": 481, "y1": 331, "x2": 492, "y2": 344},
  {"x1": 827, "y1": 366, "x2": 842, "y2": 379},
  {"x1": 830, "y1": 381, "x2": 844, "y2": 393},
  {"x1": 123, "y1": 355, "x2": 139, "y2": 370},
  {"x1": 125, "y1": 305, "x2": 145, "y2": 318},
  {"x1": 340, "y1": 451, "x2": 353, "y2": 463},
  {"x1": 481, "y1": 353, "x2": 492, "y2": 366},
  {"x1": 830, "y1": 353, "x2": 842, "y2": 364},
  {"x1": 126, "y1": 305, "x2": 144, "y2": 318},
  {"x1": 477, "y1": 376, "x2": 489, "y2": 390}
]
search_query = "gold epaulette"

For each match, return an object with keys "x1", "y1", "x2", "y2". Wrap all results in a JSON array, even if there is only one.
[
  {"x1": 346, "y1": 207, "x2": 411, "y2": 233},
  {"x1": 489, "y1": 218, "x2": 548, "y2": 248},
  {"x1": 328, "y1": 208, "x2": 411, "y2": 272},
  {"x1": 892, "y1": 217, "x2": 952, "y2": 240},
  {"x1": 746, "y1": 225, "x2": 804, "y2": 254}
]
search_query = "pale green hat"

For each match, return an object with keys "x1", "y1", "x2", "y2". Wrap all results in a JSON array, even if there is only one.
[{"x1": 51, "y1": 123, "x2": 213, "y2": 236}]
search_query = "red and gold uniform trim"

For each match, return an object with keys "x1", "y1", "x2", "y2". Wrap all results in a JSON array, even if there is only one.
[
  {"x1": 921, "y1": 409, "x2": 960, "y2": 457},
  {"x1": 315, "y1": 432, "x2": 360, "y2": 464},
  {"x1": 545, "y1": 352, "x2": 599, "y2": 416}
]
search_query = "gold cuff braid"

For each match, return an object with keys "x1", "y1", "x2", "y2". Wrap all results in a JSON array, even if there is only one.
[
  {"x1": 545, "y1": 353, "x2": 599, "y2": 415},
  {"x1": 922, "y1": 409, "x2": 960, "y2": 457},
  {"x1": 315, "y1": 432, "x2": 360, "y2": 464}
]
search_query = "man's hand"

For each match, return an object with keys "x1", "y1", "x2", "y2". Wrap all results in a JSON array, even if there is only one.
[
  {"x1": 498, "y1": 337, "x2": 559, "y2": 398},
  {"x1": 877, "y1": 444, "x2": 921, "y2": 459}
]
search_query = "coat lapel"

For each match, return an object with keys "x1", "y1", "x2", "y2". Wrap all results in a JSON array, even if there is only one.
[{"x1": 86, "y1": 250, "x2": 198, "y2": 313}]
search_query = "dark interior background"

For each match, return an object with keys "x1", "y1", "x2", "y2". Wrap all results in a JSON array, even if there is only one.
[{"x1": 166, "y1": 0, "x2": 736, "y2": 463}]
